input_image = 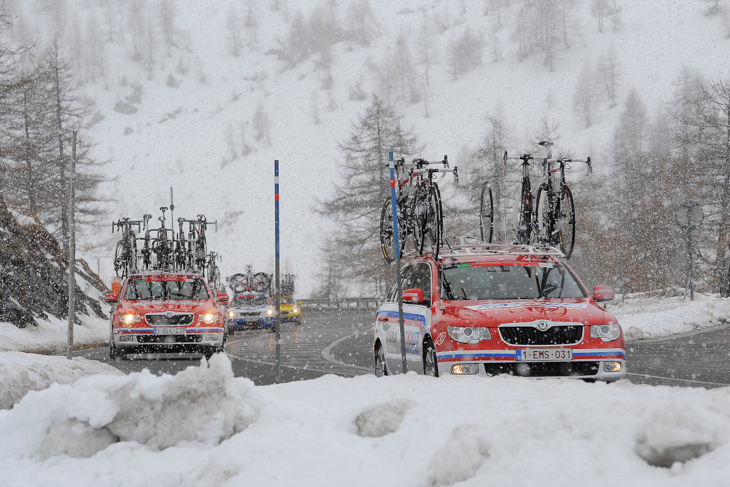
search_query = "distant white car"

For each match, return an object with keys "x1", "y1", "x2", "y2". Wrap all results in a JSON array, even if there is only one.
[{"x1": 225, "y1": 293, "x2": 276, "y2": 332}]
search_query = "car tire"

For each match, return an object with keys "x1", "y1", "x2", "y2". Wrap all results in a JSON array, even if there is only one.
[
  {"x1": 295, "y1": 317, "x2": 302, "y2": 326},
  {"x1": 423, "y1": 341, "x2": 439, "y2": 377},
  {"x1": 109, "y1": 337, "x2": 127, "y2": 361},
  {"x1": 374, "y1": 344, "x2": 388, "y2": 377}
]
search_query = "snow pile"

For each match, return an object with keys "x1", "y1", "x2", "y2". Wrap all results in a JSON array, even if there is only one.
[
  {"x1": 2, "y1": 362, "x2": 730, "y2": 486},
  {"x1": 0, "y1": 352, "x2": 123, "y2": 410},
  {"x1": 608, "y1": 290, "x2": 730, "y2": 341},
  {"x1": 0, "y1": 354, "x2": 261, "y2": 462}
]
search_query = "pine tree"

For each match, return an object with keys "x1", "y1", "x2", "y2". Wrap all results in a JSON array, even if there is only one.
[{"x1": 315, "y1": 96, "x2": 422, "y2": 296}]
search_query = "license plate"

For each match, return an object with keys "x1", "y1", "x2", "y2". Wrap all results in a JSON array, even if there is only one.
[
  {"x1": 155, "y1": 327, "x2": 186, "y2": 335},
  {"x1": 518, "y1": 348, "x2": 572, "y2": 361}
]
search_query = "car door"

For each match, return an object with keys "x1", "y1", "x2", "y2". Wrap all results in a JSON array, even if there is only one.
[{"x1": 377, "y1": 263, "x2": 432, "y2": 374}]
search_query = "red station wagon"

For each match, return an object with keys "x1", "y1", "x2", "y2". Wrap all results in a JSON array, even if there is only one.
[
  {"x1": 373, "y1": 242, "x2": 625, "y2": 380},
  {"x1": 105, "y1": 272, "x2": 229, "y2": 360}
]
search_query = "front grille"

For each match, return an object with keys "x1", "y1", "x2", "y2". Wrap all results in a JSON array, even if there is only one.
[
  {"x1": 484, "y1": 361, "x2": 599, "y2": 377},
  {"x1": 499, "y1": 325, "x2": 583, "y2": 345},
  {"x1": 137, "y1": 335, "x2": 202, "y2": 343},
  {"x1": 241, "y1": 312, "x2": 261, "y2": 317},
  {"x1": 145, "y1": 313, "x2": 194, "y2": 326}
]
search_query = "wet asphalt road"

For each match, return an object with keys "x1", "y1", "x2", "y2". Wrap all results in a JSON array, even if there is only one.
[{"x1": 77, "y1": 310, "x2": 730, "y2": 388}]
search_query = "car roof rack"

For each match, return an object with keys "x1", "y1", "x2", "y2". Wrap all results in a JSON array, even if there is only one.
[
  {"x1": 399, "y1": 237, "x2": 564, "y2": 262},
  {"x1": 129, "y1": 270, "x2": 205, "y2": 277},
  {"x1": 442, "y1": 237, "x2": 565, "y2": 258}
]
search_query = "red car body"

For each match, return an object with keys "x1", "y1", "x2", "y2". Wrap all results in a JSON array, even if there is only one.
[
  {"x1": 105, "y1": 272, "x2": 229, "y2": 359},
  {"x1": 373, "y1": 244, "x2": 626, "y2": 380}
]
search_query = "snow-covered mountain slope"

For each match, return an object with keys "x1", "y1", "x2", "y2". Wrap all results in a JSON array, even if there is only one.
[{"x1": 10, "y1": 0, "x2": 730, "y2": 296}]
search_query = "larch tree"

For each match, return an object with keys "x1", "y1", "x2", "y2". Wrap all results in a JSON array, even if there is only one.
[{"x1": 315, "y1": 96, "x2": 422, "y2": 296}]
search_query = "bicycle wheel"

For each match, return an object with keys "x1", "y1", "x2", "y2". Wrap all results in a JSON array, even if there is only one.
[
  {"x1": 413, "y1": 184, "x2": 442, "y2": 258},
  {"x1": 430, "y1": 183, "x2": 443, "y2": 260},
  {"x1": 113, "y1": 241, "x2": 126, "y2": 278},
  {"x1": 130, "y1": 237, "x2": 138, "y2": 274},
  {"x1": 516, "y1": 183, "x2": 533, "y2": 245},
  {"x1": 209, "y1": 264, "x2": 221, "y2": 291},
  {"x1": 479, "y1": 181, "x2": 494, "y2": 243},
  {"x1": 557, "y1": 186, "x2": 576, "y2": 258},
  {"x1": 380, "y1": 197, "x2": 405, "y2": 264},
  {"x1": 535, "y1": 184, "x2": 550, "y2": 245}
]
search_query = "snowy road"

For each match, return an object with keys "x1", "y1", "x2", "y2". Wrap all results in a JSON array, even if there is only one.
[{"x1": 76, "y1": 310, "x2": 730, "y2": 388}]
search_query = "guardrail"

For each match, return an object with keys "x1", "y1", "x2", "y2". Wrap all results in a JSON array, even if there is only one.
[{"x1": 299, "y1": 298, "x2": 381, "y2": 310}]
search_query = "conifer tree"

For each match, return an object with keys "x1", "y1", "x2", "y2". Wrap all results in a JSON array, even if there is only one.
[{"x1": 316, "y1": 96, "x2": 422, "y2": 296}]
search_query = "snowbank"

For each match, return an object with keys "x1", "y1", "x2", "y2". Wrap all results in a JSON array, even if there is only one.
[
  {"x1": 0, "y1": 313, "x2": 108, "y2": 353},
  {"x1": 0, "y1": 352, "x2": 123, "y2": 410},
  {"x1": 608, "y1": 290, "x2": 730, "y2": 341},
  {"x1": 1, "y1": 355, "x2": 730, "y2": 486}
]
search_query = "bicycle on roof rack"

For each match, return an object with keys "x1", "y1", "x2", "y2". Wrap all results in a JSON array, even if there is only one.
[
  {"x1": 379, "y1": 155, "x2": 458, "y2": 263},
  {"x1": 206, "y1": 251, "x2": 222, "y2": 291},
  {"x1": 497, "y1": 141, "x2": 591, "y2": 259},
  {"x1": 533, "y1": 141, "x2": 591, "y2": 259},
  {"x1": 228, "y1": 265, "x2": 272, "y2": 294},
  {"x1": 112, "y1": 217, "x2": 142, "y2": 278}
]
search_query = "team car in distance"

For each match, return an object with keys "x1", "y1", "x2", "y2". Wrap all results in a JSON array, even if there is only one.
[
  {"x1": 278, "y1": 295, "x2": 302, "y2": 324},
  {"x1": 225, "y1": 292, "x2": 276, "y2": 332},
  {"x1": 105, "y1": 272, "x2": 229, "y2": 360},
  {"x1": 373, "y1": 241, "x2": 626, "y2": 381}
]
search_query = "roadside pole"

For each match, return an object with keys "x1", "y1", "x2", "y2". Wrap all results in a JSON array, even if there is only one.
[
  {"x1": 275, "y1": 160, "x2": 282, "y2": 383},
  {"x1": 389, "y1": 152, "x2": 407, "y2": 373},
  {"x1": 66, "y1": 131, "x2": 77, "y2": 360},
  {"x1": 675, "y1": 201, "x2": 704, "y2": 301}
]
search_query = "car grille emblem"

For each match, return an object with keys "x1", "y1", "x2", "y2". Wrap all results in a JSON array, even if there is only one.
[
  {"x1": 166, "y1": 311, "x2": 174, "y2": 318},
  {"x1": 537, "y1": 321, "x2": 549, "y2": 331}
]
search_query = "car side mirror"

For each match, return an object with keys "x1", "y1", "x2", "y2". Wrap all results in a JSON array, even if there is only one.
[
  {"x1": 216, "y1": 292, "x2": 230, "y2": 306},
  {"x1": 592, "y1": 286, "x2": 615, "y2": 303},
  {"x1": 104, "y1": 292, "x2": 118, "y2": 303},
  {"x1": 402, "y1": 288, "x2": 425, "y2": 304}
]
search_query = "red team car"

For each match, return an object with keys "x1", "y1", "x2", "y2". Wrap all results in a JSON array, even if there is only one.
[
  {"x1": 373, "y1": 242, "x2": 626, "y2": 380},
  {"x1": 105, "y1": 272, "x2": 229, "y2": 360}
]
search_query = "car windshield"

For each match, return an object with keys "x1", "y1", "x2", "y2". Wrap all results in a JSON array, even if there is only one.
[
  {"x1": 232, "y1": 295, "x2": 270, "y2": 306},
  {"x1": 277, "y1": 296, "x2": 295, "y2": 305},
  {"x1": 440, "y1": 261, "x2": 586, "y2": 300},
  {"x1": 124, "y1": 278, "x2": 209, "y2": 300}
]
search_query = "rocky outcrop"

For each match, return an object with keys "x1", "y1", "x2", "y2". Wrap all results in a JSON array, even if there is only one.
[{"x1": 0, "y1": 193, "x2": 106, "y2": 328}]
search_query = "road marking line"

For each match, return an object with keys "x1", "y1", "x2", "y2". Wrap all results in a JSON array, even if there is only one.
[
  {"x1": 627, "y1": 372, "x2": 729, "y2": 387},
  {"x1": 321, "y1": 333, "x2": 372, "y2": 372}
]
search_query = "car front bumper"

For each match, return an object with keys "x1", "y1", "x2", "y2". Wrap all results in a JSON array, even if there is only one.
[
  {"x1": 227, "y1": 317, "x2": 275, "y2": 329},
  {"x1": 112, "y1": 327, "x2": 224, "y2": 351},
  {"x1": 436, "y1": 349, "x2": 626, "y2": 381}
]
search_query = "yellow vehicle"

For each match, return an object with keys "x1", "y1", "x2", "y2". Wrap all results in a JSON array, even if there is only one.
[{"x1": 278, "y1": 295, "x2": 301, "y2": 324}]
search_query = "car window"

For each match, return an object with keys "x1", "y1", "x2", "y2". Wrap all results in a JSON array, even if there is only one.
[
  {"x1": 403, "y1": 263, "x2": 431, "y2": 304},
  {"x1": 124, "y1": 278, "x2": 210, "y2": 300},
  {"x1": 232, "y1": 295, "x2": 270, "y2": 306},
  {"x1": 440, "y1": 262, "x2": 586, "y2": 300}
]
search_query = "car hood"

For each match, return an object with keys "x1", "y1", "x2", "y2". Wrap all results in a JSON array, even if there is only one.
[
  {"x1": 229, "y1": 305, "x2": 272, "y2": 312},
  {"x1": 442, "y1": 298, "x2": 609, "y2": 326},
  {"x1": 120, "y1": 301, "x2": 214, "y2": 314}
]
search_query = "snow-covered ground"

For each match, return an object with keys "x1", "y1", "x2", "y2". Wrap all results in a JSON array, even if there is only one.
[{"x1": 2, "y1": 292, "x2": 730, "y2": 485}]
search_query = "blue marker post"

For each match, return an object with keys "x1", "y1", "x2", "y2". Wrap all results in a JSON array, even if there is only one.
[
  {"x1": 389, "y1": 152, "x2": 407, "y2": 373},
  {"x1": 275, "y1": 160, "x2": 281, "y2": 384}
]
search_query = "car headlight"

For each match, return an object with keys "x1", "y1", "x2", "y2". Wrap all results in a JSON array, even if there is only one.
[
  {"x1": 120, "y1": 313, "x2": 139, "y2": 324},
  {"x1": 590, "y1": 323, "x2": 621, "y2": 342},
  {"x1": 447, "y1": 326, "x2": 491, "y2": 344},
  {"x1": 267, "y1": 309, "x2": 274, "y2": 315},
  {"x1": 201, "y1": 312, "x2": 219, "y2": 324},
  {"x1": 293, "y1": 308, "x2": 298, "y2": 313},
  {"x1": 228, "y1": 311, "x2": 236, "y2": 318}
]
